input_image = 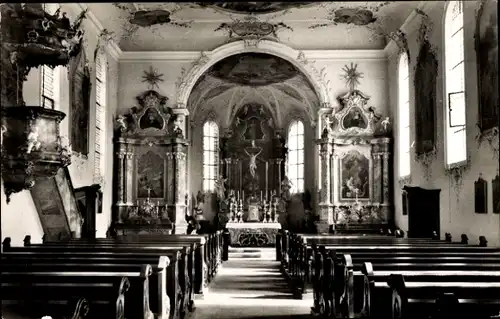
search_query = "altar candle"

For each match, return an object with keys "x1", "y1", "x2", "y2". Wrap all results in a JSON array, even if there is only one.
[
  {"x1": 238, "y1": 191, "x2": 240, "y2": 201},
  {"x1": 242, "y1": 190, "x2": 245, "y2": 201},
  {"x1": 260, "y1": 191, "x2": 263, "y2": 202}
]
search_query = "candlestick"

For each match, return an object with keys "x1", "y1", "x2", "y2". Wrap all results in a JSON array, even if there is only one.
[
  {"x1": 243, "y1": 190, "x2": 245, "y2": 201},
  {"x1": 238, "y1": 191, "x2": 240, "y2": 201}
]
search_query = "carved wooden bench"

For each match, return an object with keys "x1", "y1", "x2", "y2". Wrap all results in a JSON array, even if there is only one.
[{"x1": 1, "y1": 259, "x2": 154, "y2": 319}]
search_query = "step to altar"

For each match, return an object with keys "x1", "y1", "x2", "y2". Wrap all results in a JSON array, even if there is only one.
[{"x1": 228, "y1": 246, "x2": 276, "y2": 260}]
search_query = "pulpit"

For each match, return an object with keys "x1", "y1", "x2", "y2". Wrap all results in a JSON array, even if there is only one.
[{"x1": 112, "y1": 90, "x2": 189, "y2": 235}]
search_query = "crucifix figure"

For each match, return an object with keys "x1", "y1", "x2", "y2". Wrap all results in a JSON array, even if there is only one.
[{"x1": 244, "y1": 140, "x2": 263, "y2": 179}]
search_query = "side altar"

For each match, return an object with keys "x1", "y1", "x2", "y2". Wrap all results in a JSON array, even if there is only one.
[
  {"x1": 215, "y1": 103, "x2": 289, "y2": 247},
  {"x1": 111, "y1": 89, "x2": 189, "y2": 235},
  {"x1": 317, "y1": 87, "x2": 394, "y2": 234}
]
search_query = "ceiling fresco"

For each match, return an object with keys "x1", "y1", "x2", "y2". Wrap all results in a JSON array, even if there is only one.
[
  {"x1": 188, "y1": 53, "x2": 320, "y2": 125},
  {"x1": 89, "y1": 2, "x2": 419, "y2": 51},
  {"x1": 196, "y1": 2, "x2": 315, "y2": 14},
  {"x1": 206, "y1": 53, "x2": 300, "y2": 86}
]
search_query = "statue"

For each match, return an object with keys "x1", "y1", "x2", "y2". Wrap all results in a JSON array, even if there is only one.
[
  {"x1": 323, "y1": 115, "x2": 334, "y2": 137},
  {"x1": 26, "y1": 126, "x2": 41, "y2": 154},
  {"x1": 281, "y1": 176, "x2": 293, "y2": 201},
  {"x1": 244, "y1": 140, "x2": 263, "y2": 179},
  {"x1": 1, "y1": 125, "x2": 6, "y2": 147},
  {"x1": 116, "y1": 115, "x2": 127, "y2": 132},
  {"x1": 214, "y1": 175, "x2": 227, "y2": 201},
  {"x1": 381, "y1": 117, "x2": 391, "y2": 131}
]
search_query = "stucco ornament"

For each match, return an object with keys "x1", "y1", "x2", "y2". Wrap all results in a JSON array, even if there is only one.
[
  {"x1": 445, "y1": 157, "x2": 472, "y2": 203},
  {"x1": 476, "y1": 126, "x2": 499, "y2": 159},
  {"x1": 175, "y1": 51, "x2": 210, "y2": 103},
  {"x1": 296, "y1": 51, "x2": 332, "y2": 94},
  {"x1": 214, "y1": 16, "x2": 293, "y2": 45}
]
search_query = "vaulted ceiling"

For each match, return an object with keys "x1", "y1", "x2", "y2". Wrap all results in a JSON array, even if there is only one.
[
  {"x1": 187, "y1": 53, "x2": 320, "y2": 126},
  {"x1": 86, "y1": 2, "x2": 421, "y2": 51}
]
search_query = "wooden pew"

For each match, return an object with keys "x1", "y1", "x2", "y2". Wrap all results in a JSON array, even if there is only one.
[
  {"x1": 33, "y1": 239, "x2": 198, "y2": 301},
  {"x1": 1, "y1": 259, "x2": 155, "y2": 319},
  {"x1": 369, "y1": 273, "x2": 500, "y2": 319},
  {"x1": 61, "y1": 233, "x2": 222, "y2": 293},
  {"x1": 313, "y1": 249, "x2": 500, "y2": 318},
  {"x1": 3, "y1": 242, "x2": 187, "y2": 319},
  {"x1": 361, "y1": 262, "x2": 500, "y2": 318}
]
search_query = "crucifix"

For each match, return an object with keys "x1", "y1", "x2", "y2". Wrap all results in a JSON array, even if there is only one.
[
  {"x1": 146, "y1": 186, "x2": 152, "y2": 199},
  {"x1": 244, "y1": 140, "x2": 263, "y2": 179}
]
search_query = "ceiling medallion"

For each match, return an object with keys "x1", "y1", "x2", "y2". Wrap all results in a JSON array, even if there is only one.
[{"x1": 214, "y1": 16, "x2": 293, "y2": 42}]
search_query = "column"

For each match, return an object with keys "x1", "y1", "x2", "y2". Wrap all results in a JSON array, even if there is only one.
[
  {"x1": 380, "y1": 152, "x2": 391, "y2": 223},
  {"x1": 172, "y1": 108, "x2": 189, "y2": 138},
  {"x1": 173, "y1": 142, "x2": 189, "y2": 234},
  {"x1": 124, "y1": 149, "x2": 135, "y2": 205},
  {"x1": 276, "y1": 159, "x2": 283, "y2": 194},
  {"x1": 116, "y1": 146, "x2": 126, "y2": 205},
  {"x1": 316, "y1": 137, "x2": 333, "y2": 234}
]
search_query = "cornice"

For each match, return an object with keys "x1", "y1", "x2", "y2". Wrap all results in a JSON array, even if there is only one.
[
  {"x1": 76, "y1": 3, "x2": 122, "y2": 61},
  {"x1": 383, "y1": 0, "x2": 432, "y2": 57},
  {"x1": 120, "y1": 49, "x2": 387, "y2": 62}
]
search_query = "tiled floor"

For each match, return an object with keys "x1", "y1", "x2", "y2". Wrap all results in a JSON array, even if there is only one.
[{"x1": 191, "y1": 259, "x2": 312, "y2": 319}]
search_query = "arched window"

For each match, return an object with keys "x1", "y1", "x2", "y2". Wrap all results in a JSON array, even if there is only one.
[
  {"x1": 444, "y1": 1, "x2": 467, "y2": 166},
  {"x1": 287, "y1": 120, "x2": 305, "y2": 194},
  {"x1": 203, "y1": 121, "x2": 219, "y2": 192},
  {"x1": 94, "y1": 53, "x2": 107, "y2": 179},
  {"x1": 398, "y1": 53, "x2": 411, "y2": 177}
]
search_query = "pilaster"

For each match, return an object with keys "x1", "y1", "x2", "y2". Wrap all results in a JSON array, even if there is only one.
[
  {"x1": 316, "y1": 136, "x2": 334, "y2": 234},
  {"x1": 171, "y1": 140, "x2": 189, "y2": 234}
]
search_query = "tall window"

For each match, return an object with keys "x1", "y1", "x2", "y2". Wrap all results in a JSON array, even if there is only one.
[
  {"x1": 287, "y1": 120, "x2": 305, "y2": 194},
  {"x1": 203, "y1": 121, "x2": 219, "y2": 192},
  {"x1": 94, "y1": 53, "x2": 106, "y2": 179},
  {"x1": 398, "y1": 53, "x2": 411, "y2": 177},
  {"x1": 40, "y1": 65, "x2": 56, "y2": 109},
  {"x1": 444, "y1": 1, "x2": 467, "y2": 166},
  {"x1": 40, "y1": 4, "x2": 59, "y2": 109}
]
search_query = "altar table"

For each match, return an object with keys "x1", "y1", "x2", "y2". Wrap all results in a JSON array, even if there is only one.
[{"x1": 226, "y1": 222, "x2": 281, "y2": 247}]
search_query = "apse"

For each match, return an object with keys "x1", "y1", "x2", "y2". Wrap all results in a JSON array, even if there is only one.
[{"x1": 188, "y1": 53, "x2": 320, "y2": 124}]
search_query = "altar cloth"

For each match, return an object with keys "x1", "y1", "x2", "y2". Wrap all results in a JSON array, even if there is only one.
[{"x1": 226, "y1": 222, "x2": 281, "y2": 247}]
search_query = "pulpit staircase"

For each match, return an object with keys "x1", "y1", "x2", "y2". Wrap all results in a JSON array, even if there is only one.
[{"x1": 228, "y1": 246, "x2": 276, "y2": 260}]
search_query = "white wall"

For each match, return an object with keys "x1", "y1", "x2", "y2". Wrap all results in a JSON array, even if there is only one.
[{"x1": 388, "y1": 1, "x2": 500, "y2": 246}]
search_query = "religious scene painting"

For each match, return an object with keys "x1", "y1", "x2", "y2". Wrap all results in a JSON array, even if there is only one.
[
  {"x1": 139, "y1": 107, "x2": 164, "y2": 130},
  {"x1": 69, "y1": 49, "x2": 91, "y2": 156},
  {"x1": 476, "y1": 0, "x2": 499, "y2": 132},
  {"x1": 137, "y1": 151, "x2": 165, "y2": 198},
  {"x1": 340, "y1": 150, "x2": 370, "y2": 200},
  {"x1": 342, "y1": 107, "x2": 368, "y2": 129}
]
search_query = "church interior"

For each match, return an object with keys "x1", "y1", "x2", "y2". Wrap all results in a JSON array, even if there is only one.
[{"x1": 1, "y1": 1, "x2": 499, "y2": 319}]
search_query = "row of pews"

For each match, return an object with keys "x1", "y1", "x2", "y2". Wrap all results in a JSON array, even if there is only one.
[
  {"x1": 276, "y1": 230, "x2": 500, "y2": 319},
  {"x1": 1, "y1": 231, "x2": 223, "y2": 319}
]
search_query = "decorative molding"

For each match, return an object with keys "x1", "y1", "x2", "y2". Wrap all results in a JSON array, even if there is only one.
[
  {"x1": 119, "y1": 49, "x2": 386, "y2": 62},
  {"x1": 75, "y1": 3, "x2": 122, "y2": 61},
  {"x1": 475, "y1": 126, "x2": 499, "y2": 159},
  {"x1": 383, "y1": 1, "x2": 432, "y2": 56},
  {"x1": 444, "y1": 157, "x2": 472, "y2": 203}
]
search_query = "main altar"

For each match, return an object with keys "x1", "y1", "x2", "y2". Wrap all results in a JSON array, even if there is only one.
[{"x1": 216, "y1": 104, "x2": 288, "y2": 247}]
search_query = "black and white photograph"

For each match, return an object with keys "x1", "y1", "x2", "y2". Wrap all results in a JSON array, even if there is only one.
[{"x1": 0, "y1": 2, "x2": 499, "y2": 319}]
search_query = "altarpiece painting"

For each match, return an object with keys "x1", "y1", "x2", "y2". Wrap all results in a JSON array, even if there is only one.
[
  {"x1": 69, "y1": 49, "x2": 91, "y2": 155},
  {"x1": 476, "y1": 0, "x2": 499, "y2": 132}
]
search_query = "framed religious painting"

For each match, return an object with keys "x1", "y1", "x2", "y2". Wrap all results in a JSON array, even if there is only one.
[
  {"x1": 475, "y1": 0, "x2": 499, "y2": 132},
  {"x1": 339, "y1": 149, "x2": 371, "y2": 201}
]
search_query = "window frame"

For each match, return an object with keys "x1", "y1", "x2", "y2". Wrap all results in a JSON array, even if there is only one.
[
  {"x1": 397, "y1": 52, "x2": 411, "y2": 178},
  {"x1": 94, "y1": 53, "x2": 107, "y2": 179},
  {"x1": 287, "y1": 119, "x2": 305, "y2": 194},
  {"x1": 443, "y1": 0, "x2": 468, "y2": 167},
  {"x1": 40, "y1": 65, "x2": 56, "y2": 109},
  {"x1": 202, "y1": 120, "x2": 219, "y2": 193}
]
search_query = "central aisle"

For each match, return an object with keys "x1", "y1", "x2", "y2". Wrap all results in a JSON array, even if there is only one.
[{"x1": 191, "y1": 258, "x2": 312, "y2": 319}]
